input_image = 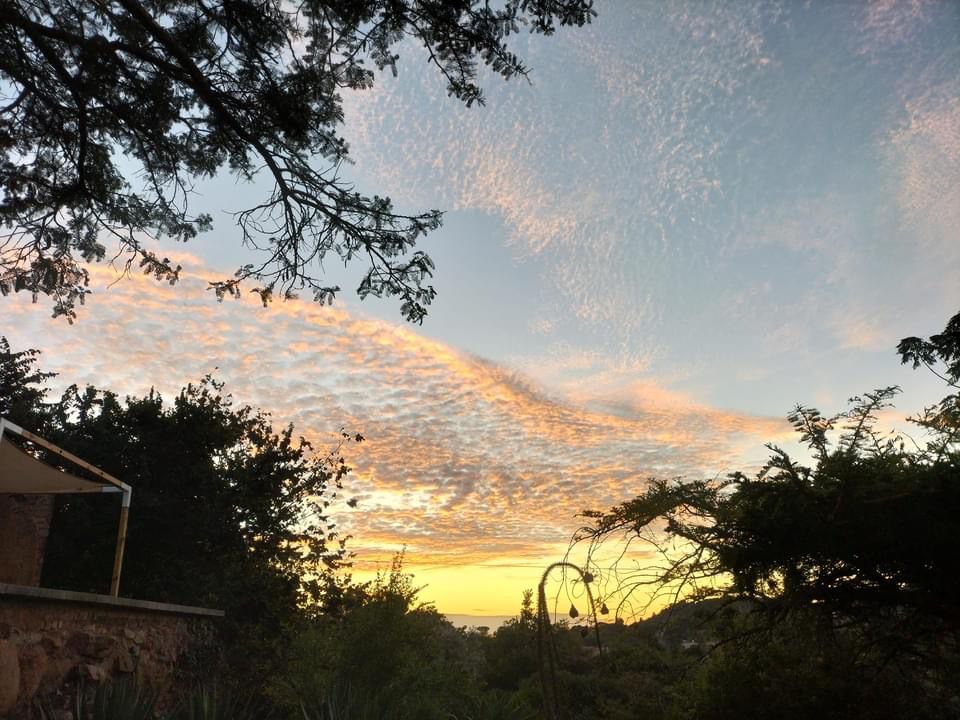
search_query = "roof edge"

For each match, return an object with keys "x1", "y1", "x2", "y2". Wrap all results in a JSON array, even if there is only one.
[{"x1": 0, "y1": 582, "x2": 224, "y2": 617}]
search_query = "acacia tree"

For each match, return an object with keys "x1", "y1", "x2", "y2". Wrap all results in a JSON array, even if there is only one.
[
  {"x1": 0, "y1": 0, "x2": 595, "y2": 322},
  {"x1": 575, "y1": 311, "x2": 960, "y2": 649}
]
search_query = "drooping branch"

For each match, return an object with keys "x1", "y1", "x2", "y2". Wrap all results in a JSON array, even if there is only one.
[{"x1": 1, "y1": 0, "x2": 596, "y2": 321}]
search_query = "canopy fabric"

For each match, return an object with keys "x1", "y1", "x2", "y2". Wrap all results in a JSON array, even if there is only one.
[{"x1": 0, "y1": 438, "x2": 114, "y2": 494}]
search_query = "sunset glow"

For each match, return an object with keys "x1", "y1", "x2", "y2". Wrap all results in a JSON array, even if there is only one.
[{"x1": 7, "y1": 0, "x2": 958, "y2": 622}]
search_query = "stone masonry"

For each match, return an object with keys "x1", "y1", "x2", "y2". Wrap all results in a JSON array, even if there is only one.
[{"x1": 0, "y1": 587, "x2": 220, "y2": 719}]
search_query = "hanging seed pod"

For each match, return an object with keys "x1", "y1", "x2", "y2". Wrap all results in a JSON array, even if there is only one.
[
  {"x1": 582, "y1": 571, "x2": 594, "y2": 583},
  {"x1": 569, "y1": 604, "x2": 579, "y2": 619},
  {"x1": 600, "y1": 603, "x2": 609, "y2": 615}
]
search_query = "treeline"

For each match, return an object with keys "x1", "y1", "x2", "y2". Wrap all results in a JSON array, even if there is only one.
[{"x1": 2, "y1": 309, "x2": 957, "y2": 719}]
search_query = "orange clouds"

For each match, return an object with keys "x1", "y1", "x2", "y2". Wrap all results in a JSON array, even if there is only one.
[{"x1": 5, "y1": 261, "x2": 790, "y2": 587}]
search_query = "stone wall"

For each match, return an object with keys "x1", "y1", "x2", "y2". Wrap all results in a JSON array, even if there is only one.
[
  {"x1": 0, "y1": 585, "x2": 221, "y2": 719},
  {"x1": 0, "y1": 495, "x2": 54, "y2": 586}
]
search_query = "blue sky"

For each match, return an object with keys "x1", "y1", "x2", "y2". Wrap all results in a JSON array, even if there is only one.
[
  {"x1": 8, "y1": 0, "x2": 960, "y2": 616},
  {"x1": 313, "y1": 0, "x2": 959, "y2": 415}
]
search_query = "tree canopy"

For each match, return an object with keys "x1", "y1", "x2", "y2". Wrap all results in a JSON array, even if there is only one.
[
  {"x1": 0, "y1": 338, "x2": 360, "y2": 681},
  {"x1": 6, "y1": 320, "x2": 958, "y2": 717},
  {"x1": 1, "y1": 0, "x2": 595, "y2": 322},
  {"x1": 576, "y1": 310, "x2": 960, "y2": 653}
]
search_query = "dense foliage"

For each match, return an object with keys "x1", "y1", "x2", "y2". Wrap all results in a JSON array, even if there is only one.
[
  {"x1": 0, "y1": 338, "x2": 357, "y2": 683},
  {"x1": 5, "y1": 313, "x2": 959, "y2": 718},
  {"x1": 578, "y1": 313, "x2": 959, "y2": 633},
  {"x1": 579, "y1": 386, "x2": 960, "y2": 632},
  {"x1": 0, "y1": 338, "x2": 54, "y2": 429},
  {"x1": 278, "y1": 557, "x2": 505, "y2": 719},
  {"x1": 1, "y1": 0, "x2": 595, "y2": 321},
  {"x1": 570, "y1": 310, "x2": 960, "y2": 717}
]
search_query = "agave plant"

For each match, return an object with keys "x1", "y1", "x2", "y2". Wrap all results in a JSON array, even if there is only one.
[
  {"x1": 299, "y1": 681, "x2": 403, "y2": 720},
  {"x1": 169, "y1": 684, "x2": 266, "y2": 720},
  {"x1": 450, "y1": 691, "x2": 537, "y2": 720},
  {"x1": 87, "y1": 680, "x2": 158, "y2": 720},
  {"x1": 38, "y1": 679, "x2": 157, "y2": 720}
]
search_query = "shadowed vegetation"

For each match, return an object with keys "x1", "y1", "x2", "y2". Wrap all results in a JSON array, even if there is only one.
[{"x1": 5, "y1": 312, "x2": 959, "y2": 719}]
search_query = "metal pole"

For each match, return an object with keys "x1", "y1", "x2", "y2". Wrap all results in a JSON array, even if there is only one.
[{"x1": 537, "y1": 561, "x2": 604, "y2": 720}]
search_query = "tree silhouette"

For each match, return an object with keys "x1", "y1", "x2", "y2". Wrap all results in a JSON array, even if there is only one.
[
  {"x1": 576, "y1": 311, "x2": 960, "y2": 658},
  {"x1": 0, "y1": 338, "x2": 361, "y2": 683},
  {"x1": 1, "y1": 0, "x2": 595, "y2": 321}
]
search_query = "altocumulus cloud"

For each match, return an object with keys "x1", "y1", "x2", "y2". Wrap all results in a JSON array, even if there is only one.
[
  {"x1": 340, "y1": 0, "x2": 787, "y2": 346},
  {"x1": 340, "y1": 0, "x2": 959, "y2": 366},
  {"x1": 6, "y1": 262, "x2": 790, "y2": 569}
]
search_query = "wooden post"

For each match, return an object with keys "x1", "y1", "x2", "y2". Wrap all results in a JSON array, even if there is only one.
[{"x1": 110, "y1": 491, "x2": 131, "y2": 597}]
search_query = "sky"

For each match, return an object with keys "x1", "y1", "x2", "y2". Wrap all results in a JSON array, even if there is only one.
[{"x1": 5, "y1": 0, "x2": 960, "y2": 621}]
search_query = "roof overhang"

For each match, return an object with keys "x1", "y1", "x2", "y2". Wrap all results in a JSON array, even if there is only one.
[{"x1": 0, "y1": 417, "x2": 132, "y2": 596}]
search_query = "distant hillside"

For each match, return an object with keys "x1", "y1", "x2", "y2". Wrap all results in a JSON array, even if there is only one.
[
  {"x1": 445, "y1": 613, "x2": 515, "y2": 631},
  {"x1": 556, "y1": 598, "x2": 755, "y2": 655}
]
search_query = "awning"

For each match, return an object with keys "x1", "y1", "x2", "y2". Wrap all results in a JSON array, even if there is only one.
[
  {"x1": 0, "y1": 439, "x2": 117, "y2": 494},
  {"x1": 0, "y1": 417, "x2": 132, "y2": 596}
]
